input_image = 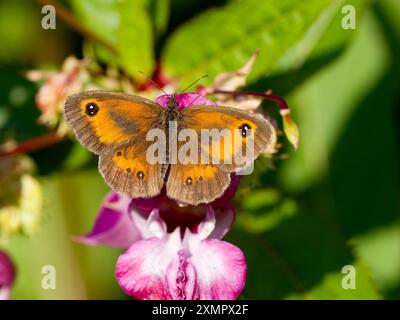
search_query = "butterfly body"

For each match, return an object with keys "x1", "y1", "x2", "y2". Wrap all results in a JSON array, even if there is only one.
[{"x1": 64, "y1": 91, "x2": 276, "y2": 205}]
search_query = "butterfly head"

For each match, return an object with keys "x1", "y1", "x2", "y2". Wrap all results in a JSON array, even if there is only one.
[{"x1": 166, "y1": 94, "x2": 179, "y2": 110}]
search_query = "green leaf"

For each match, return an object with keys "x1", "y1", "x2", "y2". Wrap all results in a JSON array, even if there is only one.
[
  {"x1": 71, "y1": 0, "x2": 118, "y2": 45},
  {"x1": 273, "y1": 0, "x2": 371, "y2": 75},
  {"x1": 286, "y1": 261, "x2": 381, "y2": 299},
  {"x1": 147, "y1": 0, "x2": 170, "y2": 39},
  {"x1": 308, "y1": 0, "x2": 370, "y2": 60},
  {"x1": 0, "y1": 1, "x2": 41, "y2": 63},
  {"x1": 279, "y1": 11, "x2": 390, "y2": 192},
  {"x1": 228, "y1": 207, "x2": 383, "y2": 299},
  {"x1": 118, "y1": 0, "x2": 155, "y2": 77},
  {"x1": 227, "y1": 211, "x2": 355, "y2": 299},
  {"x1": 71, "y1": 0, "x2": 155, "y2": 78},
  {"x1": 376, "y1": 0, "x2": 400, "y2": 39},
  {"x1": 271, "y1": 0, "x2": 343, "y2": 74},
  {"x1": 236, "y1": 189, "x2": 298, "y2": 233},
  {"x1": 352, "y1": 224, "x2": 400, "y2": 294},
  {"x1": 249, "y1": 0, "x2": 373, "y2": 98},
  {"x1": 162, "y1": 0, "x2": 343, "y2": 84}
]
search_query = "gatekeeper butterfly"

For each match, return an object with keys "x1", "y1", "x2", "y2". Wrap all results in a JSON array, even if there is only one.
[{"x1": 64, "y1": 91, "x2": 276, "y2": 205}]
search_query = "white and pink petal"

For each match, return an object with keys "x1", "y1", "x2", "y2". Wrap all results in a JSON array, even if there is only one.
[
  {"x1": 116, "y1": 228, "x2": 182, "y2": 300},
  {"x1": 187, "y1": 238, "x2": 246, "y2": 300}
]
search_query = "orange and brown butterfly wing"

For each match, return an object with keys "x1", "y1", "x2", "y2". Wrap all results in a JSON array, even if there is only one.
[
  {"x1": 180, "y1": 105, "x2": 277, "y2": 173},
  {"x1": 166, "y1": 105, "x2": 276, "y2": 205},
  {"x1": 98, "y1": 141, "x2": 166, "y2": 199},
  {"x1": 166, "y1": 162, "x2": 231, "y2": 206},
  {"x1": 64, "y1": 90, "x2": 164, "y2": 154},
  {"x1": 64, "y1": 90, "x2": 166, "y2": 198}
]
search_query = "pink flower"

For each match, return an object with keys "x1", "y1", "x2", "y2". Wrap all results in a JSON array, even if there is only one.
[
  {"x1": 0, "y1": 249, "x2": 16, "y2": 300},
  {"x1": 117, "y1": 197, "x2": 245, "y2": 300}
]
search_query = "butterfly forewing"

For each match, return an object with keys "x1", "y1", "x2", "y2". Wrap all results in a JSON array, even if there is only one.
[{"x1": 64, "y1": 90, "x2": 164, "y2": 154}]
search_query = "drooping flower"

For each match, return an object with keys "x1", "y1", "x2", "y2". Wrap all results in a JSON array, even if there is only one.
[{"x1": 0, "y1": 249, "x2": 16, "y2": 300}]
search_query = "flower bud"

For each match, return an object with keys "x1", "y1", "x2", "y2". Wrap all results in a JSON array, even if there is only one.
[{"x1": 280, "y1": 109, "x2": 299, "y2": 150}]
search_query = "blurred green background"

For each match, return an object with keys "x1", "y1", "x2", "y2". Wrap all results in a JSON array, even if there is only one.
[{"x1": 0, "y1": 0, "x2": 399, "y2": 299}]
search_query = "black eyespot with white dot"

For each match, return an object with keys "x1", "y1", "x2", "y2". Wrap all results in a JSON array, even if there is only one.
[
  {"x1": 126, "y1": 168, "x2": 131, "y2": 173},
  {"x1": 239, "y1": 123, "x2": 252, "y2": 137},
  {"x1": 137, "y1": 171, "x2": 145, "y2": 180},
  {"x1": 85, "y1": 102, "x2": 99, "y2": 116},
  {"x1": 185, "y1": 177, "x2": 193, "y2": 186}
]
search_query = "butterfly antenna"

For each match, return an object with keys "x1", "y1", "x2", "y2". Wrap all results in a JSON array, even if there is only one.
[
  {"x1": 188, "y1": 93, "x2": 204, "y2": 106},
  {"x1": 177, "y1": 75, "x2": 208, "y2": 95},
  {"x1": 139, "y1": 71, "x2": 169, "y2": 96}
]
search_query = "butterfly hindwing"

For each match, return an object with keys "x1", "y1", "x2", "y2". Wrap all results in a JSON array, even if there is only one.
[
  {"x1": 166, "y1": 162, "x2": 231, "y2": 205},
  {"x1": 99, "y1": 141, "x2": 166, "y2": 199}
]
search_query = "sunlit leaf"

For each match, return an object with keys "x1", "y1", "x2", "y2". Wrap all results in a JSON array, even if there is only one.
[
  {"x1": 71, "y1": 0, "x2": 155, "y2": 78},
  {"x1": 286, "y1": 261, "x2": 381, "y2": 299},
  {"x1": 162, "y1": 0, "x2": 343, "y2": 84}
]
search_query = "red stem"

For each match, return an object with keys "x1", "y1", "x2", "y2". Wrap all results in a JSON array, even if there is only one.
[
  {"x1": 0, "y1": 132, "x2": 65, "y2": 158},
  {"x1": 213, "y1": 90, "x2": 289, "y2": 111}
]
